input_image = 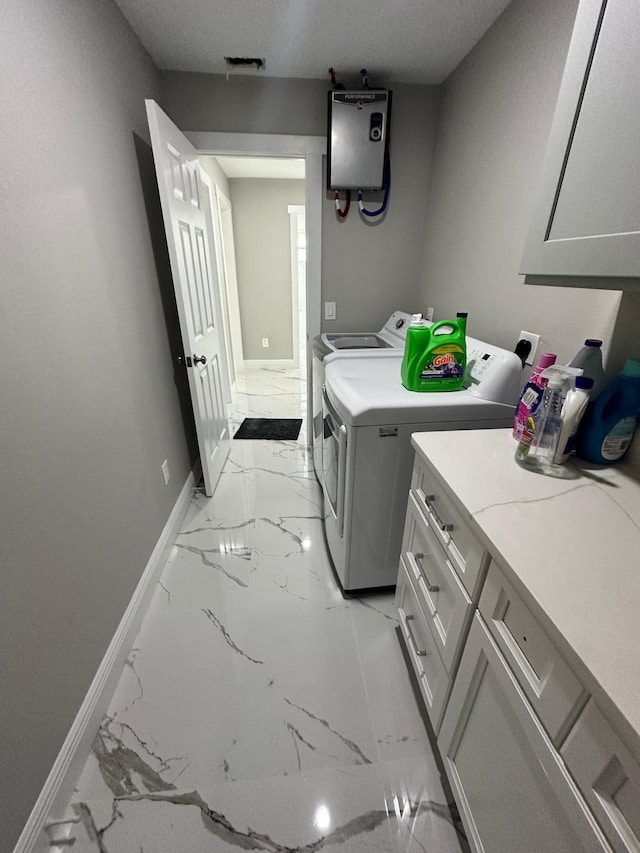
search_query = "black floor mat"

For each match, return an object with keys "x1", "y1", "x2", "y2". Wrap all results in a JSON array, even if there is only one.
[{"x1": 233, "y1": 418, "x2": 302, "y2": 440}]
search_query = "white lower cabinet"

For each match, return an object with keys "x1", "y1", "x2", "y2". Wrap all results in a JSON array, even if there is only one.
[
  {"x1": 396, "y1": 559, "x2": 451, "y2": 732},
  {"x1": 479, "y1": 560, "x2": 587, "y2": 744},
  {"x1": 402, "y1": 494, "x2": 473, "y2": 671},
  {"x1": 561, "y1": 699, "x2": 640, "y2": 853},
  {"x1": 438, "y1": 614, "x2": 612, "y2": 853},
  {"x1": 397, "y1": 448, "x2": 640, "y2": 853}
]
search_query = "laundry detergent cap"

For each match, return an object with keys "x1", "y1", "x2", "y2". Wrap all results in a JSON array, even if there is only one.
[
  {"x1": 575, "y1": 376, "x2": 594, "y2": 390},
  {"x1": 538, "y1": 353, "x2": 557, "y2": 371},
  {"x1": 622, "y1": 358, "x2": 640, "y2": 379}
]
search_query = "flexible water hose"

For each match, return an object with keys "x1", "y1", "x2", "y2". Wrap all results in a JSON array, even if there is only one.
[
  {"x1": 335, "y1": 190, "x2": 351, "y2": 219},
  {"x1": 358, "y1": 150, "x2": 390, "y2": 218}
]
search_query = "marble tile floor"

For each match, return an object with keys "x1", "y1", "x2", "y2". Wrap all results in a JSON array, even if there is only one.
[{"x1": 64, "y1": 366, "x2": 467, "y2": 852}]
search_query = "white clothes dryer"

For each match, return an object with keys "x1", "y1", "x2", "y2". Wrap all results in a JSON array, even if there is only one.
[{"x1": 322, "y1": 338, "x2": 523, "y2": 592}]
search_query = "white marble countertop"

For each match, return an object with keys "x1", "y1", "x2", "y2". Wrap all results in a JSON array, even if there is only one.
[{"x1": 411, "y1": 428, "x2": 640, "y2": 754}]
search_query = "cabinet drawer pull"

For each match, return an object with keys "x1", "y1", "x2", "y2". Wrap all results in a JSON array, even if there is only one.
[
  {"x1": 425, "y1": 495, "x2": 454, "y2": 532},
  {"x1": 414, "y1": 553, "x2": 440, "y2": 593},
  {"x1": 406, "y1": 615, "x2": 428, "y2": 657}
]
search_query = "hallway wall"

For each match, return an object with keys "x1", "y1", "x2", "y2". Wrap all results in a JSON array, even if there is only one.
[
  {"x1": 229, "y1": 178, "x2": 305, "y2": 360},
  {"x1": 0, "y1": 1, "x2": 195, "y2": 846},
  {"x1": 160, "y1": 73, "x2": 439, "y2": 332}
]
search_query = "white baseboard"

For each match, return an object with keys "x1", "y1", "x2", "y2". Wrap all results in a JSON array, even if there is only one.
[
  {"x1": 242, "y1": 358, "x2": 297, "y2": 368},
  {"x1": 13, "y1": 465, "x2": 200, "y2": 853}
]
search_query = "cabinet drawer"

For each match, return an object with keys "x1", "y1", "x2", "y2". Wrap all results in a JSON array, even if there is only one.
[
  {"x1": 438, "y1": 614, "x2": 612, "y2": 853},
  {"x1": 479, "y1": 560, "x2": 586, "y2": 743},
  {"x1": 402, "y1": 493, "x2": 473, "y2": 672},
  {"x1": 562, "y1": 699, "x2": 640, "y2": 853},
  {"x1": 411, "y1": 455, "x2": 487, "y2": 599},
  {"x1": 395, "y1": 558, "x2": 451, "y2": 733}
]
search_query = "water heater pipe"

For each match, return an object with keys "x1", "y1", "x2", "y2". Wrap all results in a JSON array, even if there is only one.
[
  {"x1": 358, "y1": 151, "x2": 390, "y2": 218},
  {"x1": 335, "y1": 190, "x2": 351, "y2": 219}
]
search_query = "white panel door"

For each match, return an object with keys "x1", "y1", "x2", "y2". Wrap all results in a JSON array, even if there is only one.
[
  {"x1": 146, "y1": 100, "x2": 230, "y2": 497},
  {"x1": 199, "y1": 169, "x2": 232, "y2": 405}
]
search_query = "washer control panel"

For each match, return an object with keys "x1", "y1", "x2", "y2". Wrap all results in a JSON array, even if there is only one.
[{"x1": 465, "y1": 338, "x2": 524, "y2": 405}]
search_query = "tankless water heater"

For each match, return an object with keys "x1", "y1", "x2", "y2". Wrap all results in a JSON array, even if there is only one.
[{"x1": 327, "y1": 90, "x2": 392, "y2": 191}]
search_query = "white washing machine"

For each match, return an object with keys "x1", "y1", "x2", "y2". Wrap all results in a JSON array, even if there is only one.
[
  {"x1": 322, "y1": 338, "x2": 524, "y2": 592},
  {"x1": 312, "y1": 311, "x2": 420, "y2": 479}
]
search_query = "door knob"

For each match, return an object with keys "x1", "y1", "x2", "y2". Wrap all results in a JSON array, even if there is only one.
[{"x1": 193, "y1": 354, "x2": 207, "y2": 365}]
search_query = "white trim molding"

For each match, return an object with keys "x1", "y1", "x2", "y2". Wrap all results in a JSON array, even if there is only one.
[
  {"x1": 13, "y1": 467, "x2": 199, "y2": 853},
  {"x1": 288, "y1": 204, "x2": 306, "y2": 370},
  {"x1": 186, "y1": 132, "x2": 326, "y2": 158},
  {"x1": 214, "y1": 188, "x2": 245, "y2": 380},
  {"x1": 243, "y1": 358, "x2": 297, "y2": 368}
]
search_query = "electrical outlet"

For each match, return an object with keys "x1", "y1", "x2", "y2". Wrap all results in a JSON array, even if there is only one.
[
  {"x1": 324, "y1": 301, "x2": 337, "y2": 321},
  {"x1": 518, "y1": 330, "x2": 540, "y2": 366},
  {"x1": 426, "y1": 306, "x2": 434, "y2": 322},
  {"x1": 262, "y1": 337, "x2": 269, "y2": 348},
  {"x1": 161, "y1": 459, "x2": 170, "y2": 486}
]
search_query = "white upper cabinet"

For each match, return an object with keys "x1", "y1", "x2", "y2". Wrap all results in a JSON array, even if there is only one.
[{"x1": 520, "y1": 0, "x2": 640, "y2": 290}]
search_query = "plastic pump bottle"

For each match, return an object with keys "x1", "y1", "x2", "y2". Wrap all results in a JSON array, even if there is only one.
[
  {"x1": 515, "y1": 366, "x2": 582, "y2": 476},
  {"x1": 554, "y1": 376, "x2": 594, "y2": 464},
  {"x1": 568, "y1": 339, "x2": 606, "y2": 398},
  {"x1": 513, "y1": 353, "x2": 557, "y2": 440}
]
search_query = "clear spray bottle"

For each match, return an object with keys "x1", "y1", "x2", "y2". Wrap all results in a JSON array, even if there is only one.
[{"x1": 514, "y1": 366, "x2": 582, "y2": 476}]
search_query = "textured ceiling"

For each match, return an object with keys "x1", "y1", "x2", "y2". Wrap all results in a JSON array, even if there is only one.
[{"x1": 115, "y1": 0, "x2": 512, "y2": 85}]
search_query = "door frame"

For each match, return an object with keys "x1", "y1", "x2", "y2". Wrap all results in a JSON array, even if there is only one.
[
  {"x1": 187, "y1": 132, "x2": 324, "y2": 443},
  {"x1": 214, "y1": 187, "x2": 244, "y2": 386},
  {"x1": 288, "y1": 204, "x2": 306, "y2": 370}
]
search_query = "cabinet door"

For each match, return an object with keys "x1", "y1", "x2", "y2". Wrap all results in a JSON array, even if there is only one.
[
  {"x1": 438, "y1": 614, "x2": 611, "y2": 853},
  {"x1": 562, "y1": 699, "x2": 640, "y2": 853},
  {"x1": 520, "y1": 0, "x2": 640, "y2": 287},
  {"x1": 479, "y1": 560, "x2": 586, "y2": 744}
]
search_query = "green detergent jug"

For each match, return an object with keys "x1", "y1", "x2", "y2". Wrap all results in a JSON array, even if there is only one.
[{"x1": 401, "y1": 312, "x2": 468, "y2": 392}]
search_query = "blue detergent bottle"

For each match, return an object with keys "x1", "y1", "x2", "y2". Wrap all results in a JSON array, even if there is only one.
[{"x1": 575, "y1": 358, "x2": 640, "y2": 465}]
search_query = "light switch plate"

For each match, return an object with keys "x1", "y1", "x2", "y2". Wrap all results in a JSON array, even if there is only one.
[{"x1": 324, "y1": 301, "x2": 337, "y2": 321}]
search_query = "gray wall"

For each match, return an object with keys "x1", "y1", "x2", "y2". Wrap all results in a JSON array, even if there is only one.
[
  {"x1": 322, "y1": 85, "x2": 439, "y2": 330},
  {"x1": 417, "y1": 0, "x2": 639, "y2": 374},
  {"x1": 161, "y1": 72, "x2": 329, "y2": 136},
  {"x1": 160, "y1": 74, "x2": 440, "y2": 332},
  {"x1": 0, "y1": 1, "x2": 195, "y2": 846},
  {"x1": 229, "y1": 179, "x2": 305, "y2": 360}
]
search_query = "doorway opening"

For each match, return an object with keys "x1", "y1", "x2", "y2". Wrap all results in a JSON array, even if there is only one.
[
  {"x1": 188, "y1": 131, "x2": 324, "y2": 444},
  {"x1": 147, "y1": 104, "x2": 323, "y2": 494},
  {"x1": 200, "y1": 156, "x2": 307, "y2": 385}
]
